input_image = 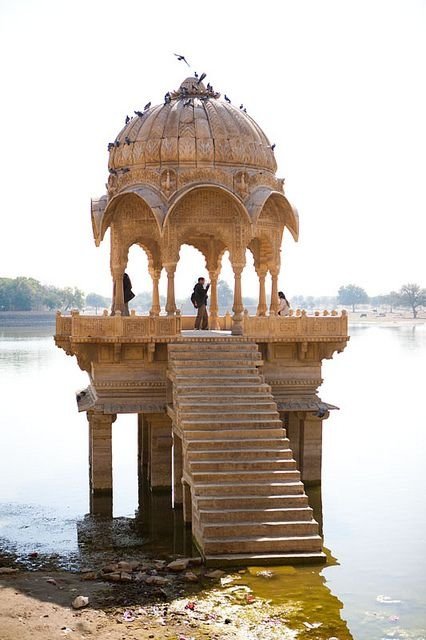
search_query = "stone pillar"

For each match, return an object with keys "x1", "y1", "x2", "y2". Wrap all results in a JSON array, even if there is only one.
[
  {"x1": 208, "y1": 270, "x2": 220, "y2": 330},
  {"x1": 165, "y1": 263, "x2": 177, "y2": 316},
  {"x1": 285, "y1": 412, "x2": 302, "y2": 470},
  {"x1": 182, "y1": 480, "x2": 192, "y2": 524},
  {"x1": 269, "y1": 268, "x2": 279, "y2": 315},
  {"x1": 301, "y1": 414, "x2": 323, "y2": 485},
  {"x1": 147, "y1": 413, "x2": 172, "y2": 489},
  {"x1": 256, "y1": 267, "x2": 268, "y2": 316},
  {"x1": 111, "y1": 269, "x2": 125, "y2": 316},
  {"x1": 87, "y1": 411, "x2": 116, "y2": 516},
  {"x1": 232, "y1": 263, "x2": 244, "y2": 335},
  {"x1": 172, "y1": 433, "x2": 183, "y2": 507},
  {"x1": 149, "y1": 268, "x2": 161, "y2": 316}
]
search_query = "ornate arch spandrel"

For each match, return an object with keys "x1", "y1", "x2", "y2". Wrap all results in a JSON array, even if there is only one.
[{"x1": 162, "y1": 185, "x2": 253, "y2": 264}]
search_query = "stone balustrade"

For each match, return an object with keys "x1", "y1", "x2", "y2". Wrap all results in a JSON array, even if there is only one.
[
  {"x1": 55, "y1": 310, "x2": 182, "y2": 340},
  {"x1": 242, "y1": 309, "x2": 348, "y2": 340},
  {"x1": 55, "y1": 309, "x2": 347, "y2": 341}
]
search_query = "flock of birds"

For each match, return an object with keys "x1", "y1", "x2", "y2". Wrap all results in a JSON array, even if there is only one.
[{"x1": 107, "y1": 54, "x2": 276, "y2": 158}]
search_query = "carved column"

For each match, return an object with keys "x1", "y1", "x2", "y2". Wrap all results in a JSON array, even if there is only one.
[
  {"x1": 232, "y1": 263, "x2": 245, "y2": 335},
  {"x1": 149, "y1": 267, "x2": 161, "y2": 316},
  {"x1": 111, "y1": 268, "x2": 125, "y2": 316},
  {"x1": 256, "y1": 266, "x2": 268, "y2": 316},
  {"x1": 165, "y1": 263, "x2": 177, "y2": 316},
  {"x1": 87, "y1": 411, "x2": 116, "y2": 516},
  {"x1": 269, "y1": 268, "x2": 279, "y2": 315},
  {"x1": 208, "y1": 270, "x2": 220, "y2": 330}
]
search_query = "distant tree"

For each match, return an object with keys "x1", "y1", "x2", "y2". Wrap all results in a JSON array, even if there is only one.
[
  {"x1": 217, "y1": 280, "x2": 233, "y2": 312},
  {"x1": 398, "y1": 283, "x2": 426, "y2": 318},
  {"x1": 86, "y1": 292, "x2": 110, "y2": 314},
  {"x1": 337, "y1": 284, "x2": 369, "y2": 312},
  {"x1": 60, "y1": 287, "x2": 85, "y2": 311}
]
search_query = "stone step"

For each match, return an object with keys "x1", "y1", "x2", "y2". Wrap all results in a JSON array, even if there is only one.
[
  {"x1": 201, "y1": 520, "x2": 319, "y2": 538},
  {"x1": 180, "y1": 410, "x2": 280, "y2": 422},
  {"x1": 202, "y1": 535, "x2": 324, "y2": 555},
  {"x1": 169, "y1": 353, "x2": 263, "y2": 371},
  {"x1": 169, "y1": 342, "x2": 256, "y2": 351},
  {"x1": 187, "y1": 448, "x2": 294, "y2": 460},
  {"x1": 182, "y1": 418, "x2": 283, "y2": 429},
  {"x1": 198, "y1": 506, "x2": 313, "y2": 523},
  {"x1": 186, "y1": 438, "x2": 290, "y2": 450},
  {"x1": 189, "y1": 459, "x2": 297, "y2": 472},
  {"x1": 177, "y1": 385, "x2": 270, "y2": 395},
  {"x1": 174, "y1": 375, "x2": 262, "y2": 385},
  {"x1": 192, "y1": 469, "x2": 301, "y2": 484},
  {"x1": 203, "y1": 551, "x2": 327, "y2": 567},
  {"x1": 173, "y1": 366, "x2": 260, "y2": 376},
  {"x1": 184, "y1": 436, "x2": 289, "y2": 444},
  {"x1": 195, "y1": 493, "x2": 309, "y2": 510},
  {"x1": 169, "y1": 351, "x2": 261, "y2": 361},
  {"x1": 179, "y1": 399, "x2": 276, "y2": 409},
  {"x1": 193, "y1": 481, "x2": 305, "y2": 497}
]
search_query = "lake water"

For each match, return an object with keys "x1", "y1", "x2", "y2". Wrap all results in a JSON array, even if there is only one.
[{"x1": 0, "y1": 321, "x2": 425, "y2": 639}]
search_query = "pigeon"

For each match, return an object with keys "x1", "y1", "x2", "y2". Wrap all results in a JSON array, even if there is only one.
[
  {"x1": 197, "y1": 72, "x2": 206, "y2": 84},
  {"x1": 125, "y1": 136, "x2": 131, "y2": 145},
  {"x1": 114, "y1": 140, "x2": 120, "y2": 147},
  {"x1": 224, "y1": 95, "x2": 231, "y2": 103},
  {"x1": 125, "y1": 115, "x2": 130, "y2": 124},
  {"x1": 134, "y1": 110, "x2": 143, "y2": 117},
  {"x1": 240, "y1": 104, "x2": 244, "y2": 109},
  {"x1": 174, "y1": 53, "x2": 190, "y2": 66},
  {"x1": 107, "y1": 142, "x2": 114, "y2": 151},
  {"x1": 184, "y1": 99, "x2": 192, "y2": 106},
  {"x1": 144, "y1": 101, "x2": 151, "y2": 111},
  {"x1": 271, "y1": 143, "x2": 276, "y2": 150},
  {"x1": 164, "y1": 92, "x2": 171, "y2": 104}
]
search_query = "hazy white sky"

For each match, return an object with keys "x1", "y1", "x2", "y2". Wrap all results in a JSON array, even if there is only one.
[{"x1": 1, "y1": 0, "x2": 425, "y2": 300}]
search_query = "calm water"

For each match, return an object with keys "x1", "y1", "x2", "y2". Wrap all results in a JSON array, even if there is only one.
[{"x1": 0, "y1": 321, "x2": 425, "y2": 639}]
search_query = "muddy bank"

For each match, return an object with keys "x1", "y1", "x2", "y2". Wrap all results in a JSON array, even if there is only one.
[{"x1": 0, "y1": 555, "x2": 354, "y2": 640}]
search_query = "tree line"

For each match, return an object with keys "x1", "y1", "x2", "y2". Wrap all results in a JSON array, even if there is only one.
[{"x1": 1, "y1": 277, "x2": 425, "y2": 318}]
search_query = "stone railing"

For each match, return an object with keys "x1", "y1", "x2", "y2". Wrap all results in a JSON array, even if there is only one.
[
  {"x1": 242, "y1": 309, "x2": 348, "y2": 340},
  {"x1": 55, "y1": 310, "x2": 182, "y2": 340}
]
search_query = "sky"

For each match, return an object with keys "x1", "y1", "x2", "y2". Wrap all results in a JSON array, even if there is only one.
[{"x1": 0, "y1": 0, "x2": 425, "y2": 300}]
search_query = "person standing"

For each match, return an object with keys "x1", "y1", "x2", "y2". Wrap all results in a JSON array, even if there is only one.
[
  {"x1": 192, "y1": 277, "x2": 210, "y2": 330},
  {"x1": 123, "y1": 272, "x2": 135, "y2": 316},
  {"x1": 278, "y1": 291, "x2": 290, "y2": 316}
]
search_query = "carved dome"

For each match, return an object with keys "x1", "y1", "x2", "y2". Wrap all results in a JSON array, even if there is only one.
[{"x1": 108, "y1": 77, "x2": 277, "y2": 174}]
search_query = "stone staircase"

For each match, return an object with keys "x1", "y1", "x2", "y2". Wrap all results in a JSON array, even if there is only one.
[{"x1": 167, "y1": 339, "x2": 325, "y2": 565}]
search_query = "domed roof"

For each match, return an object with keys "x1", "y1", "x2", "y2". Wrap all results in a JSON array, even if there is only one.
[{"x1": 108, "y1": 78, "x2": 277, "y2": 173}]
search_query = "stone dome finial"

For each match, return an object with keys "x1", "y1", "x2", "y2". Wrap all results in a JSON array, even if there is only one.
[{"x1": 170, "y1": 76, "x2": 221, "y2": 100}]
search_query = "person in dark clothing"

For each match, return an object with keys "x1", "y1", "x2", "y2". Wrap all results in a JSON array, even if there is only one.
[
  {"x1": 192, "y1": 277, "x2": 210, "y2": 330},
  {"x1": 123, "y1": 272, "x2": 135, "y2": 316}
]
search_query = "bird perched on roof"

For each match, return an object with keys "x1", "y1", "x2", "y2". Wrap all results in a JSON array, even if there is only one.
[
  {"x1": 114, "y1": 140, "x2": 120, "y2": 147},
  {"x1": 134, "y1": 110, "x2": 143, "y2": 117},
  {"x1": 184, "y1": 99, "x2": 192, "y2": 107},
  {"x1": 197, "y1": 72, "x2": 207, "y2": 84},
  {"x1": 240, "y1": 104, "x2": 244, "y2": 110},
  {"x1": 271, "y1": 143, "x2": 276, "y2": 150},
  {"x1": 164, "y1": 92, "x2": 171, "y2": 104},
  {"x1": 125, "y1": 115, "x2": 130, "y2": 124},
  {"x1": 109, "y1": 168, "x2": 117, "y2": 175},
  {"x1": 224, "y1": 95, "x2": 231, "y2": 103},
  {"x1": 174, "y1": 53, "x2": 190, "y2": 66},
  {"x1": 144, "y1": 101, "x2": 151, "y2": 111},
  {"x1": 107, "y1": 142, "x2": 114, "y2": 151},
  {"x1": 194, "y1": 71, "x2": 198, "y2": 78},
  {"x1": 125, "y1": 136, "x2": 131, "y2": 145}
]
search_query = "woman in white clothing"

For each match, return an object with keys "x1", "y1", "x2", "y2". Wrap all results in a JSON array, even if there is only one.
[{"x1": 277, "y1": 291, "x2": 290, "y2": 316}]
